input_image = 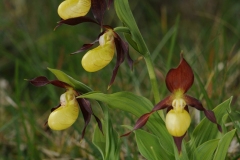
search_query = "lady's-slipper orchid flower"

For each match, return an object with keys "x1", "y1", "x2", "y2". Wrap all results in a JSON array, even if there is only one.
[
  {"x1": 122, "y1": 54, "x2": 222, "y2": 153},
  {"x1": 28, "y1": 76, "x2": 102, "y2": 139},
  {"x1": 73, "y1": 27, "x2": 133, "y2": 88},
  {"x1": 81, "y1": 29, "x2": 115, "y2": 72},
  {"x1": 57, "y1": 0, "x2": 107, "y2": 25},
  {"x1": 58, "y1": 0, "x2": 91, "y2": 20}
]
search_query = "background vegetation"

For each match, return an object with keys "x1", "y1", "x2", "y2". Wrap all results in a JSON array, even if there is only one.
[{"x1": 1, "y1": 0, "x2": 240, "y2": 159}]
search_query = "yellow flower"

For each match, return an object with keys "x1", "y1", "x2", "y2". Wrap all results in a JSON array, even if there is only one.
[
  {"x1": 48, "y1": 88, "x2": 79, "y2": 130},
  {"x1": 58, "y1": 0, "x2": 91, "y2": 20},
  {"x1": 165, "y1": 98, "x2": 191, "y2": 137},
  {"x1": 81, "y1": 30, "x2": 115, "y2": 72}
]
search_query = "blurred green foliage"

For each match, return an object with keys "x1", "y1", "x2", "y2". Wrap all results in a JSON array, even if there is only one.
[{"x1": 0, "y1": 0, "x2": 240, "y2": 159}]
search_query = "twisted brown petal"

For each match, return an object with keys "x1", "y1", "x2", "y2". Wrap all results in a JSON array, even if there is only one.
[
  {"x1": 91, "y1": 0, "x2": 107, "y2": 25},
  {"x1": 152, "y1": 95, "x2": 172, "y2": 112},
  {"x1": 121, "y1": 112, "x2": 153, "y2": 137},
  {"x1": 108, "y1": 32, "x2": 133, "y2": 88},
  {"x1": 27, "y1": 76, "x2": 71, "y2": 88},
  {"x1": 173, "y1": 133, "x2": 186, "y2": 154},
  {"x1": 121, "y1": 96, "x2": 171, "y2": 137},
  {"x1": 184, "y1": 95, "x2": 222, "y2": 132},
  {"x1": 77, "y1": 98, "x2": 103, "y2": 140},
  {"x1": 54, "y1": 17, "x2": 99, "y2": 30},
  {"x1": 165, "y1": 54, "x2": 194, "y2": 93}
]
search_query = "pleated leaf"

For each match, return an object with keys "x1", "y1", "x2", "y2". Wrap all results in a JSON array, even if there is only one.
[
  {"x1": 135, "y1": 129, "x2": 174, "y2": 160},
  {"x1": 48, "y1": 68, "x2": 91, "y2": 93},
  {"x1": 193, "y1": 139, "x2": 219, "y2": 160},
  {"x1": 92, "y1": 112, "x2": 120, "y2": 160},
  {"x1": 80, "y1": 91, "x2": 174, "y2": 156},
  {"x1": 187, "y1": 97, "x2": 232, "y2": 157},
  {"x1": 213, "y1": 129, "x2": 236, "y2": 160},
  {"x1": 114, "y1": 0, "x2": 148, "y2": 55}
]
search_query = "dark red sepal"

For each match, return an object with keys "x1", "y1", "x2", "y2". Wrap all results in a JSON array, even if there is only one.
[
  {"x1": 107, "y1": 37, "x2": 126, "y2": 89},
  {"x1": 28, "y1": 76, "x2": 71, "y2": 88},
  {"x1": 173, "y1": 133, "x2": 186, "y2": 154},
  {"x1": 115, "y1": 33, "x2": 133, "y2": 70},
  {"x1": 71, "y1": 31, "x2": 106, "y2": 55},
  {"x1": 165, "y1": 54, "x2": 194, "y2": 93},
  {"x1": 91, "y1": 0, "x2": 107, "y2": 25},
  {"x1": 108, "y1": 34, "x2": 133, "y2": 89},
  {"x1": 121, "y1": 112, "x2": 153, "y2": 137},
  {"x1": 184, "y1": 95, "x2": 222, "y2": 132},
  {"x1": 204, "y1": 110, "x2": 222, "y2": 132},
  {"x1": 71, "y1": 39, "x2": 99, "y2": 55},
  {"x1": 77, "y1": 98, "x2": 103, "y2": 140},
  {"x1": 107, "y1": 0, "x2": 114, "y2": 9},
  {"x1": 152, "y1": 96, "x2": 172, "y2": 112},
  {"x1": 54, "y1": 17, "x2": 99, "y2": 30}
]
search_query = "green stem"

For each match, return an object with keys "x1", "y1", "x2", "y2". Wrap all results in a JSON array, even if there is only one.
[
  {"x1": 144, "y1": 54, "x2": 160, "y2": 103},
  {"x1": 114, "y1": 27, "x2": 131, "y2": 34}
]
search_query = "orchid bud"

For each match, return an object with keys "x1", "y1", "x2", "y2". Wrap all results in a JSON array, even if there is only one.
[
  {"x1": 165, "y1": 109, "x2": 191, "y2": 137},
  {"x1": 58, "y1": 0, "x2": 91, "y2": 20},
  {"x1": 81, "y1": 30, "x2": 115, "y2": 72},
  {"x1": 48, "y1": 89, "x2": 80, "y2": 130}
]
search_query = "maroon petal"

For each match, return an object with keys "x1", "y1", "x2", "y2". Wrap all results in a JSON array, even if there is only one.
[
  {"x1": 91, "y1": 0, "x2": 107, "y2": 25},
  {"x1": 107, "y1": 37, "x2": 125, "y2": 89},
  {"x1": 107, "y1": 34, "x2": 133, "y2": 89},
  {"x1": 152, "y1": 96, "x2": 172, "y2": 112},
  {"x1": 77, "y1": 98, "x2": 103, "y2": 139},
  {"x1": 71, "y1": 39, "x2": 99, "y2": 55},
  {"x1": 184, "y1": 95, "x2": 222, "y2": 132},
  {"x1": 54, "y1": 17, "x2": 99, "y2": 30},
  {"x1": 173, "y1": 133, "x2": 186, "y2": 154},
  {"x1": 121, "y1": 112, "x2": 153, "y2": 137},
  {"x1": 71, "y1": 31, "x2": 106, "y2": 55},
  {"x1": 165, "y1": 54, "x2": 194, "y2": 93},
  {"x1": 27, "y1": 76, "x2": 71, "y2": 88},
  {"x1": 121, "y1": 96, "x2": 171, "y2": 137},
  {"x1": 107, "y1": 0, "x2": 114, "y2": 9}
]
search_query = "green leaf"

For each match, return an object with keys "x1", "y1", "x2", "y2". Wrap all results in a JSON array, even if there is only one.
[
  {"x1": 48, "y1": 68, "x2": 91, "y2": 93},
  {"x1": 173, "y1": 140, "x2": 189, "y2": 160},
  {"x1": 135, "y1": 129, "x2": 174, "y2": 160},
  {"x1": 187, "y1": 97, "x2": 232, "y2": 157},
  {"x1": 80, "y1": 91, "x2": 174, "y2": 156},
  {"x1": 213, "y1": 129, "x2": 236, "y2": 160},
  {"x1": 193, "y1": 139, "x2": 219, "y2": 160},
  {"x1": 92, "y1": 121, "x2": 106, "y2": 159},
  {"x1": 114, "y1": 0, "x2": 148, "y2": 55},
  {"x1": 92, "y1": 107, "x2": 121, "y2": 160}
]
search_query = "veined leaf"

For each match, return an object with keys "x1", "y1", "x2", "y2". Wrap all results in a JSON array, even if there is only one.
[
  {"x1": 193, "y1": 139, "x2": 219, "y2": 160},
  {"x1": 80, "y1": 91, "x2": 174, "y2": 156},
  {"x1": 186, "y1": 97, "x2": 232, "y2": 157},
  {"x1": 213, "y1": 129, "x2": 236, "y2": 160},
  {"x1": 48, "y1": 68, "x2": 91, "y2": 93},
  {"x1": 135, "y1": 129, "x2": 174, "y2": 160},
  {"x1": 92, "y1": 107, "x2": 120, "y2": 160}
]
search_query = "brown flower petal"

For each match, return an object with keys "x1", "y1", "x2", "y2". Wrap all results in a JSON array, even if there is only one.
[
  {"x1": 121, "y1": 112, "x2": 153, "y2": 137},
  {"x1": 54, "y1": 16, "x2": 99, "y2": 30},
  {"x1": 121, "y1": 96, "x2": 172, "y2": 137},
  {"x1": 152, "y1": 95, "x2": 172, "y2": 112},
  {"x1": 173, "y1": 133, "x2": 186, "y2": 154},
  {"x1": 165, "y1": 54, "x2": 194, "y2": 93},
  {"x1": 28, "y1": 76, "x2": 71, "y2": 88},
  {"x1": 107, "y1": 36, "x2": 129, "y2": 89},
  {"x1": 184, "y1": 95, "x2": 222, "y2": 132},
  {"x1": 77, "y1": 98, "x2": 103, "y2": 140},
  {"x1": 91, "y1": 0, "x2": 107, "y2": 25},
  {"x1": 71, "y1": 39, "x2": 99, "y2": 55}
]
